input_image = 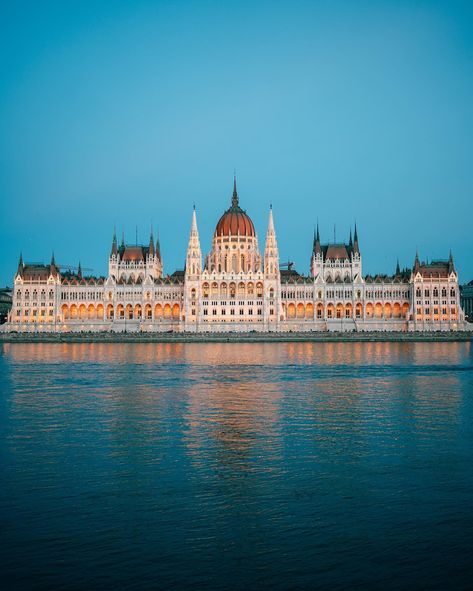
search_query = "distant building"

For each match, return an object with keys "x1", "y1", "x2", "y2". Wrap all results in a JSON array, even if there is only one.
[
  {"x1": 1, "y1": 179, "x2": 470, "y2": 333},
  {"x1": 0, "y1": 287, "x2": 12, "y2": 324},
  {"x1": 460, "y1": 280, "x2": 473, "y2": 323}
]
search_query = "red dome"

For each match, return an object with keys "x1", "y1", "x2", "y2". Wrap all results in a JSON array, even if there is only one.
[{"x1": 215, "y1": 178, "x2": 256, "y2": 237}]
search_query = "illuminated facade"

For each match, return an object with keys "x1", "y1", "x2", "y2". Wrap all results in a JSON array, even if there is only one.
[{"x1": 3, "y1": 179, "x2": 469, "y2": 333}]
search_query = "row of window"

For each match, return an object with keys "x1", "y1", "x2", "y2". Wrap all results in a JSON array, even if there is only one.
[
  {"x1": 16, "y1": 309, "x2": 54, "y2": 317},
  {"x1": 16, "y1": 289, "x2": 55, "y2": 300},
  {"x1": 200, "y1": 308, "x2": 268, "y2": 316},
  {"x1": 416, "y1": 307, "x2": 456, "y2": 315},
  {"x1": 416, "y1": 288, "x2": 455, "y2": 298}
]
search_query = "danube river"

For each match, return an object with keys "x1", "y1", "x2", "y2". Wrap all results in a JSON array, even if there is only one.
[{"x1": 1, "y1": 342, "x2": 472, "y2": 590}]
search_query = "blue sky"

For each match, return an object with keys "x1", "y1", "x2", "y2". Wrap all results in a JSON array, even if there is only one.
[{"x1": 1, "y1": 0, "x2": 472, "y2": 284}]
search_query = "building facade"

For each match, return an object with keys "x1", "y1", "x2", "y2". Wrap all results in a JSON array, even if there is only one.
[
  {"x1": 2, "y1": 180, "x2": 469, "y2": 333},
  {"x1": 460, "y1": 280, "x2": 473, "y2": 323},
  {"x1": 0, "y1": 287, "x2": 12, "y2": 324}
]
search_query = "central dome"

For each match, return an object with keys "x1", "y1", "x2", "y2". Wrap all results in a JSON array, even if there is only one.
[{"x1": 215, "y1": 178, "x2": 256, "y2": 237}]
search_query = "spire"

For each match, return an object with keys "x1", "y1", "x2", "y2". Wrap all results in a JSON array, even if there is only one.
[
  {"x1": 353, "y1": 222, "x2": 359, "y2": 253},
  {"x1": 156, "y1": 234, "x2": 161, "y2": 261},
  {"x1": 313, "y1": 221, "x2": 321, "y2": 255},
  {"x1": 77, "y1": 261, "x2": 82, "y2": 279},
  {"x1": 50, "y1": 252, "x2": 57, "y2": 276},
  {"x1": 264, "y1": 205, "x2": 279, "y2": 277},
  {"x1": 111, "y1": 227, "x2": 118, "y2": 256},
  {"x1": 121, "y1": 231, "x2": 125, "y2": 248},
  {"x1": 148, "y1": 225, "x2": 155, "y2": 256},
  {"x1": 268, "y1": 204, "x2": 275, "y2": 232},
  {"x1": 414, "y1": 249, "x2": 420, "y2": 272},
  {"x1": 349, "y1": 228, "x2": 353, "y2": 247},
  {"x1": 186, "y1": 206, "x2": 202, "y2": 277},
  {"x1": 232, "y1": 173, "x2": 239, "y2": 207},
  {"x1": 17, "y1": 252, "x2": 24, "y2": 275},
  {"x1": 396, "y1": 259, "x2": 400, "y2": 275},
  {"x1": 448, "y1": 249, "x2": 455, "y2": 273}
]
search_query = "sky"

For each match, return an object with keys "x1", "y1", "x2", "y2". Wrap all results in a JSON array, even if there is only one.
[{"x1": 0, "y1": 0, "x2": 472, "y2": 284}]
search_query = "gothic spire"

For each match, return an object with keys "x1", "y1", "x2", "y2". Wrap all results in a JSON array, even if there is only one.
[
  {"x1": 448, "y1": 249, "x2": 455, "y2": 273},
  {"x1": 77, "y1": 261, "x2": 82, "y2": 279},
  {"x1": 17, "y1": 252, "x2": 24, "y2": 276},
  {"x1": 185, "y1": 206, "x2": 202, "y2": 277},
  {"x1": 349, "y1": 228, "x2": 353, "y2": 247},
  {"x1": 148, "y1": 225, "x2": 155, "y2": 256},
  {"x1": 232, "y1": 173, "x2": 239, "y2": 207},
  {"x1": 313, "y1": 221, "x2": 321, "y2": 255},
  {"x1": 353, "y1": 222, "x2": 359, "y2": 253},
  {"x1": 264, "y1": 204, "x2": 279, "y2": 277},
  {"x1": 396, "y1": 259, "x2": 400, "y2": 275},
  {"x1": 111, "y1": 227, "x2": 118, "y2": 256}
]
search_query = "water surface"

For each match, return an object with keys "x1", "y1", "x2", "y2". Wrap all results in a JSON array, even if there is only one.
[{"x1": 1, "y1": 342, "x2": 473, "y2": 590}]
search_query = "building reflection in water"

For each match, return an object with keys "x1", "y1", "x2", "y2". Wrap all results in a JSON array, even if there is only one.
[{"x1": 2, "y1": 341, "x2": 470, "y2": 480}]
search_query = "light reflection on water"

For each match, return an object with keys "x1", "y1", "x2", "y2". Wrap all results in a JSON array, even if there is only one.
[{"x1": 1, "y1": 342, "x2": 473, "y2": 590}]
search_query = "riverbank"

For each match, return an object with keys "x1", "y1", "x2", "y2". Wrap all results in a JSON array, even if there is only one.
[{"x1": 1, "y1": 331, "x2": 472, "y2": 343}]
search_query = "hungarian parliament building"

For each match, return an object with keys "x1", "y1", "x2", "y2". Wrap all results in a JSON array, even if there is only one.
[{"x1": 3, "y1": 180, "x2": 469, "y2": 333}]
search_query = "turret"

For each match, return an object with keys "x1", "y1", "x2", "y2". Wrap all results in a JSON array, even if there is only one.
[
  {"x1": 353, "y1": 223, "x2": 359, "y2": 254},
  {"x1": 111, "y1": 229, "x2": 118, "y2": 256},
  {"x1": 148, "y1": 227, "x2": 155, "y2": 257},
  {"x1": 185, "y1": 206, "x2": 202, "y2": 278},
  {"x1": 448, "y1": 250, "x2": 455, "y2": 274},
  {"x1": 264, "y1": 205, "x2": 279, "y2": 277},
  {"x1": 17, "y1": 252, "x2": 24, "y2": 277},
  {"x1": 50, "y1": 252, "x2": 58, "y2": 276},
  {"x1": 414, "y1": 250, "x2": 420, "y2": 273}
]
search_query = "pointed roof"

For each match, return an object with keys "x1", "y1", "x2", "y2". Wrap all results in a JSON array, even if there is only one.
[
  {"x1": 148, "y1": 226, "x2": 155, "y2": 256},
  {"x1": 353, "y1": 223, "x2": 359, "y2": 253},
  {"x1": 312, "y1": 221, "x2": 322, "y2": 255},
  {"x1": 111, "y1": 228, "x2": 118, "y2": 256},
  {"x1": 267, "y1": 204, "x2": 275, "y2": 233},
  {"x1": 232, "y1": 174, "x2": 239, "y2": 207},
  {"x1": 16, "y1": 252, "x2": 24, "y2": 276}
]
